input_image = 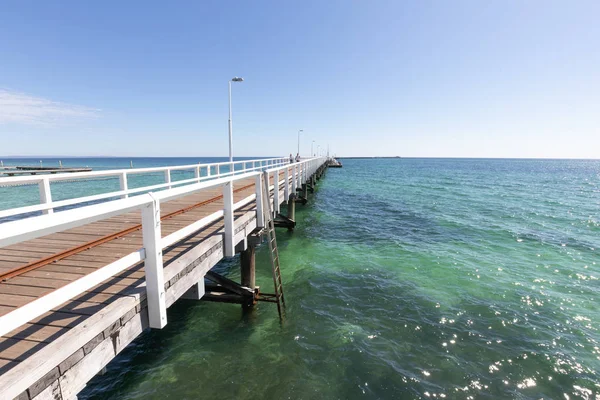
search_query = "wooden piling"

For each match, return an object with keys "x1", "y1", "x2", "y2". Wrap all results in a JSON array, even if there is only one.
[
  {"x1": 287, "y1": 195, "x2": 296, "y2": 222},
  {"x1": 240, "y1": 244, "x2": 256, "y2": 309}
]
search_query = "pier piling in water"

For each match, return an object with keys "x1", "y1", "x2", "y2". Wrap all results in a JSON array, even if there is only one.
[
  {"x1": 287, "y1": 194, "x2": 296, "y2": 222},
  {"x1": 240, "y1": 243, "x2": 256, "y2": 309}
]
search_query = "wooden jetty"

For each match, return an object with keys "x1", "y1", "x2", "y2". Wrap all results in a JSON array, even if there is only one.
[
  {"x1": 0, "y1": 167, "x2": 92, "y2": 177},
  {"x1": 0, "y1": 157, "x2": 329, "y2": 399}
]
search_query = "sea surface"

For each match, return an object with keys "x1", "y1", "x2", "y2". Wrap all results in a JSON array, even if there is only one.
[{"x1": 2, "y1": 157, "x2": 599, "y2": 399}]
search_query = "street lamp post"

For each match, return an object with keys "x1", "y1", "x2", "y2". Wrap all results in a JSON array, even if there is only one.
[
  {"x1": 311, "y1": 140, "x2": 315, "y2": 157},
  {"x1": 228, "y1": 77, "x2": 244, "y2": 163},
  {"x1": 297, "y1": 129, "x2": 303, "y2": 156}
]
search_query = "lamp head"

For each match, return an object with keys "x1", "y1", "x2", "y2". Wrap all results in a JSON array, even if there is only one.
[{"x1": 231, "y1": 77, "x2": 244, "y2": 82}]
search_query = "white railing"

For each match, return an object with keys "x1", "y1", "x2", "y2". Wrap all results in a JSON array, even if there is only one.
[
  {"x1": 0, "y1": 157, "x2": 326, "y2": 338},
  {"x1": 0, "y1": 157, "x2": 290, "y2": 220}
]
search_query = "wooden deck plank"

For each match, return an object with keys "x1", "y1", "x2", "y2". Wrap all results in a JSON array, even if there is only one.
[
  {"x1": 3, "y1": 323, "x2": 67, "y2": 343},
  {"x1": 0, "y1": 338, "x2": 42, "y2": 362}
]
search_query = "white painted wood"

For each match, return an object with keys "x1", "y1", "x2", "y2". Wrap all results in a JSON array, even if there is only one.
[
  {"x1": 161, "y1": 209, "x2": 224, "y2": 248},
  {"x1": 0, "y1": 169, "x2": 264, "y2": 247},
  {"x1": 0, "y1": 157, "x2": 286, "y2": 187},
  {"x1": 284, "y1": 167, "x2": 290, "y2": 201},
  {"x1": 255, "y1": 174, "x2": 264, "y2": 228},
  {"x1": 222, "y1": 181, "x2": 235, "y2": 257},
  {"x1": 292, "y1": 165, "x2": 297, "y2": 194},
  {"x1": 0, "y1": 160, "x2": 324, "y2": 245},
  {"x1": 141, "y1": 197, "x2": 167, "y2": 329},
  {"x1": 0, "y1": 157, "x2": 291, "y2": 218},
  {"x1": 0, "y1": 175, "x2": 204, "y2": 220},
  {"x1": 119, "y1": 172, "x2": 128, "y2": 199},
  {"x1": 149, "y1": 171, "x2": 258, "y2": 203},
  {"x1": 274, "y1": 170, "x2": 280, "y2": 215},
  {"x1": 0, "y1": 250, "x2": 143, "y2": 338},
  {"x1": 194, "y1": 165, "x2": 200, "y2": 181},
  {"x1": 233, "y1": 193, "x2": 256, "y2": 211},
  {"x1": 38, "y1": 178, "x2": 53, "y2": 215},
  {"x1": 0, "y1": 194, "x2": 151, "y2": 248},
  {"x1": 164, "y1": 168, "x2": 171, "y2": 189}
]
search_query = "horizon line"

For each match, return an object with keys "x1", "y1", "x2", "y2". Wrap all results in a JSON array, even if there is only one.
[{"x1": 1, "y1": 155, "x2": 599, "y2": 161}]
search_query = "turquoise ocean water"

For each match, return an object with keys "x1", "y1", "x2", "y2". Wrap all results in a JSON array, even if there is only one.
[{"x1": 1, "y1": 157, "x2": 599, "y2": 399}]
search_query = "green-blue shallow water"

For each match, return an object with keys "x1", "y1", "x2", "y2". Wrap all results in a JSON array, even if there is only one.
[{"x1": 5, "y1": 158, "x2": 600, "y2": 398}]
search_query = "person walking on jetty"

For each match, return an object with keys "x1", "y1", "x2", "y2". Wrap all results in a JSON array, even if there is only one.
[
  {"x1": 289, "y1": 153, "x2": 294, "y2": 163},
  {"x1": 295, "y1": 153, "x2": 301, "y2": 162}
]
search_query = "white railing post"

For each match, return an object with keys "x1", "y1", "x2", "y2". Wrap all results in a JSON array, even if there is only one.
[
  {"x1": 284, "y1": 167, "x2": 289, "y2": 202},
  {"x1": 141, "y1": 197, "x2": 167, "y2": 329},
  {"x1": 292, "y1": 165, "x2": 297, "y2": 194},
  {"x1": 274, "y1": 170, "x2": 280, "y2": 215},
  {"x1": 216, "y1": 164, "x2": 220, "y2": 177},
  {"x1": 38, "y1": 178, "x2": 53, "y2": 215},
  {"x1": 255, "y1": 174, "x2": 264, "y2": 228},
  {"x1": 194, "y1": 165, "x2": 200, "y2": 182},
  {"x1": 223, "y1": 181, "x2": 235, "y2": 257},
  {"x1": 165, "y1": 169, "x2": 171, "y2": 189},
  {"x1": 206, "y1": 165, "x2": 211, "y2": 178},
  {"x1": 119, "y1": 172, "x2": 128, "y2": 199}
]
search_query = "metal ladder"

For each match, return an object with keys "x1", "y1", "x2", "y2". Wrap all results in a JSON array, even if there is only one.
[{"x1": 259, "y1": 170, "x2": 286, "y2": 318}]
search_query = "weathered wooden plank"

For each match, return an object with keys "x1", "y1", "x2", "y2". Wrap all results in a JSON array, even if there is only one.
[
  {"x1": 57, "y1": 334, "x2": 115, "y2": 399},
  {"x1": 31, "y1": 379, "x2": 61, "y2": 400},
  {"x1": 0, "y1": 293, "x2": 37, "y2": 308},
  {"x1": 0, "y1": 293, "x2": 141, "y2": 398}
]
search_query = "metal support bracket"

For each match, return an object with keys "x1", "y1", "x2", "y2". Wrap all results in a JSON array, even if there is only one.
[{"x1": 273, "y1": 214, "x2": 296, "y2": 230}]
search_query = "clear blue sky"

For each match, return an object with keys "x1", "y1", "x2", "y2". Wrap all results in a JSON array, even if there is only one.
[{"x1": 1, "y1": 1, "x2": 598, "y2": 158}]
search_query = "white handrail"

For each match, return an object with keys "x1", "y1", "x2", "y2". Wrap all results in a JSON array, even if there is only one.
[
  {"x1": 0, "y1": 156, "x2": 287, "y2": 186},
  {"x1": 0, "y1": 157, "x2": 289, "y2": 219},
  {"x1": 0, "y1": 157, "x2": 327, "y2": 337}
]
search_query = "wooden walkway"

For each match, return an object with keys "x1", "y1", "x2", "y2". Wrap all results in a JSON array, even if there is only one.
[{"x1": 0, "y1": 161, "x2": 330, "y2": 400}]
